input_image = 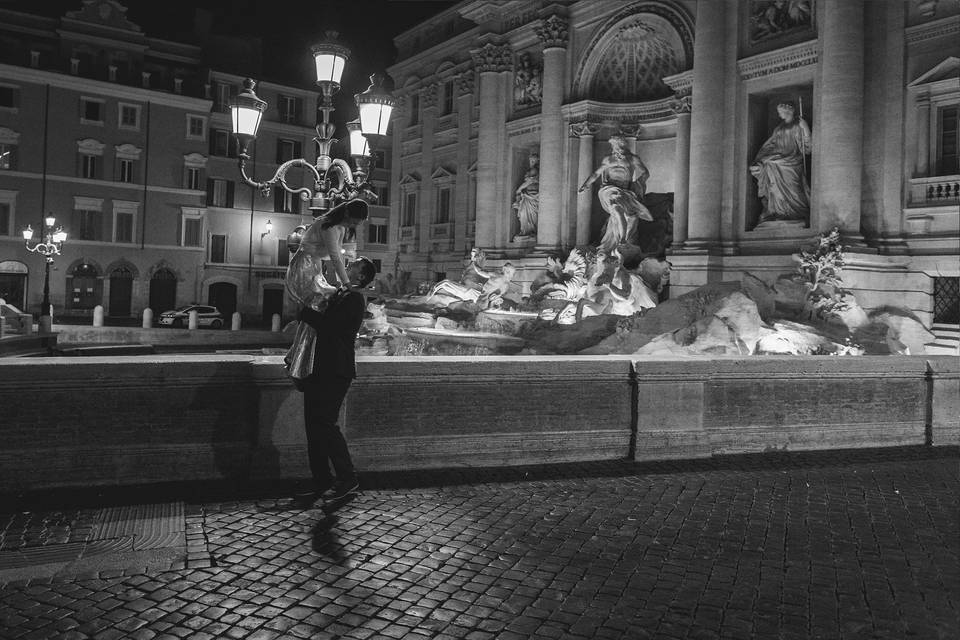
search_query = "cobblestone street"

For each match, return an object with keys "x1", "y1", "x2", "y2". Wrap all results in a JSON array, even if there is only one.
[{"x1": 1, "y1": 447, "x2": 958, "y2": 639}]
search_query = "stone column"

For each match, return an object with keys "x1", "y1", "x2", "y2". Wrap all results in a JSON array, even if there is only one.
[
  {"x1": 570, "y1": 120, "x2": 600, "y2": 246},
  {"x1": 817, "y1": 0, "x2": 865, "y2": 238},
  {"x1": 454, "y1": 70, "x2": 475, "y2": 253},
  {"x1": 418, "y1": 83, "x2": 438, "y2": 254},
  {"x1": 535, "y1": 14, "x2": 569, "y2": 250},
  {"x1": 915, "y1": 92, "x2": 930, "y2": 177},
  {"x1": 670, "y1": 95, "x2": 692, "y2": 247},
  {"x1": 472, "y1": 43, "x2": 512, "y2": 249},
  {"x1": 684, "y1": 0, "x2": 726, "y2": 249}
]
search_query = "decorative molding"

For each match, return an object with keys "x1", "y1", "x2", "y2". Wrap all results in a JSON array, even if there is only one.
[
  {"x1": 0, "y1": 127, "x2": 19, "y2": 144},
  {"x1": 457, "y1": 71, "x2": 476, "y2": 96},
  {"x1": 183, "y1": 152, "x2": 207, "y2": 167},
  {"x1": 77, "y1": 138, "x2": 106, "y2": 155},
  {"x1": 569, "y1": 121, "x2": 601, "y2": 138},
  {"x1": 737, "y1": 39, "x2": 817, "y2": 80},
  {"x1": 114, "y1": 143, "x2": 142, "y2": 160},
  {"x1": 74, "y1": 196, "x2": 104, "y2": 211},
  {"x1": 669, "y1": 95, "x2": 692, "y2": 115},
  {"x1": 562, "y1": 97, "x2": 677, "y2": 124},
  {"x1": 662, "y1": 70, "x2": 693, "y2": 97},
  {"x1": 906, "y1": 14, "x2": 960, "y2": 45},
  {"x1": 617, "y1": 122, "x2": 643, "y2": 138},
  {"x1": 421, "y1": 83, "x2": 439, "y2": 109},
  {"x1": 471, "y1": 42, "x2": 513, "y2": 73},
  {"x1": 535, "y1": 14, "x2": 569, "y2": 49}
]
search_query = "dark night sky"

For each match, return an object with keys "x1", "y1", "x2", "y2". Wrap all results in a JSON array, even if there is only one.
[{"x1": 2, "y1": 0, "x2": 457, "y2": 92}]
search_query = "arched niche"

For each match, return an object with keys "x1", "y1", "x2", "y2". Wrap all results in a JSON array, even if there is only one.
[{"x1": 574, "y1": 1, "x2": 694, "y2": 103}]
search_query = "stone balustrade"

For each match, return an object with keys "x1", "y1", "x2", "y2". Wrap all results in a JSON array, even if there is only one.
[
  {"x1": 0, "y1": 355, "x2": 956, "y2": 492},
  {"x1": 908, "y1": 175, "x2": 960, "y2": 206}
]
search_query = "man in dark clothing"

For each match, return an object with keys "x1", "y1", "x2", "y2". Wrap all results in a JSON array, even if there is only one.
[{"x1": 295, "y1": 256, "x2": 376, "y2": 506}]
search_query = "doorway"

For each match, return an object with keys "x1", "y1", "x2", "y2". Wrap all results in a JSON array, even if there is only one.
[
  {"x1": 108, "y1": 266, "x2": 133, "y2": 317},
  {"x1": 262, "y1": 286, "x2": 285, "y2": 325},
  {"x1": 149, "y1": 268, "x2": 177, "y2": 313},
  {"x1": 0, "y1": 260, "x2": 28, "y2": 310},
  {"x1": 208, "y1": 282, "x2": 237, "y2": 320}
]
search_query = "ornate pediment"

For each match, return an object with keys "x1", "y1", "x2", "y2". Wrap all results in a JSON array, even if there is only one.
[
  {"x1": 908, "y1": 56, "x2": 960, "y2": 87},
  {"x1": 399, "y1": 173, "x2": 421, "y2": 188},
  {"x1": 431, "y1": 166, "x2": 456, "y2": 183},
  {"x1": 76, "y1": 138, "x2": 106, "y2": 154},
  {"x1": 65, "y1": 1, "x2": 141, "y2": 33},
  {"x1": 114, "y1": 143, "x2": 142, "y2": 159},
  {"x1": 0, "y1": 127, "x2": 19, "y2": 145}
]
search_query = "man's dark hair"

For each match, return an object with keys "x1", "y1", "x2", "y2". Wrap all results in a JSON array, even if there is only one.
[{"x1": 354, "y1": 256, "x2": 377, "y2": 287}]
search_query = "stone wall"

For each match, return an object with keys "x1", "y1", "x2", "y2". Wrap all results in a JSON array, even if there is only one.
[{"x1": 0, "y1": 355, "x2": 956, "y2": 492}]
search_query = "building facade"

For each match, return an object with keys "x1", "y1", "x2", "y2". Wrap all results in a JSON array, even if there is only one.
[
  {"x1": 0, "y1": 0, "x2": 392, "y2": 325},
  {"x1": 387, "y1": 0, "x2": 959, "y2": 330}
]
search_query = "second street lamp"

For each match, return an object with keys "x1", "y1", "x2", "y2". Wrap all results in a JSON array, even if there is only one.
[
  {"x1": 23, "y1": 214, "x2": 68, "y2": 334},
  {"x1": 229, "y1": 31, "x2": 395, "y2": 219}
]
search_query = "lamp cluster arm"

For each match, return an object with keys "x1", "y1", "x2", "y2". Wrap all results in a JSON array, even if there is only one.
[
  {"x1": 23, "y1": 215, "x2": 67, "y2": 262},
  {"x1": 229, "y1": 32, "x2": 394, "y2": 216}
]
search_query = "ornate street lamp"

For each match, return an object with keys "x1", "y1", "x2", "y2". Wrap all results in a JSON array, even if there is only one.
[
  {"x1": 23, "y1": 214, "x2": 67, "y2": 333},
  {"x1": 229, "y1": 31, "x2": 395, "y2": 218}
]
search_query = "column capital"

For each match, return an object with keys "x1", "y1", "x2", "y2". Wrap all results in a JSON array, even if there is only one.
[
  {"x1": 617, "y1": 122, "x2": 643, "y2": 138},
  {"x1": 535, "y1": 14, "x2": 569, "y2": 49},
  {"x1": 569, "y1": 120, "x2": 600, "y2": 138},
  {"x1": 456, "y1": 71, "x2": 476, "y2": 97},
  {"x1": 670, "y1": 95, "x2": 692, "y2": 115},
  {"x1": 471, "y1": 42, "x2": 513, "y2": 73}
]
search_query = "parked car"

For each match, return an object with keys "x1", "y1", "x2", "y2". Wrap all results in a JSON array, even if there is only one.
[{"x1": 157, "y1": 305, "x2": 224, "y2": 329}]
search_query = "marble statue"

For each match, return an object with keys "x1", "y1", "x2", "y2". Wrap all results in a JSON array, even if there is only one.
[
  {"x1": 427, "y1": 248, "x2": 493, "y2": 303},
  {"x1": 749, "y1": 101, "x2": 812, "y2": 224},
  {"x1": 513, "y1": 153, "x2": 540, "y2": 238},
  {"x1": 514, "y1": 52, "x2": 542, "y2": 106},
  {"x1": 529, "y1": 248, "x2": 588, "y2": 303},
  {"x1": 578, "y1": 135, "x2": 653, "y2": 253},
  {"x1": 476, "y1": 263, "x2": 517, "y2": 309}
]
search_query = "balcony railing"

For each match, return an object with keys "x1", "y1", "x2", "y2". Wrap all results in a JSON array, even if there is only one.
[
  {"x1": 909, "y1": 175, "x2": 960, "y2": 206},
  {"x1": 430, "y1": 222, "x2": 452, "y2": 239}
]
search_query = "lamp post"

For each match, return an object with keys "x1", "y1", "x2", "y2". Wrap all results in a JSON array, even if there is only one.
[
  {"x1": 23, "y1": 214, "x2": 67, "y2": 334},
  {"x1": 229, "y1": 31, "x2": 395, "y2": 219}
]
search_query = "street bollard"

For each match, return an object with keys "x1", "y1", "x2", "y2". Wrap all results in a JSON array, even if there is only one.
[
  {"x1": 231, "y1": 311, "x2": 242, "y2": 330},
  {"x1": 142, "y1": 308, "x2": 153, "y2": 329},
  {"x1": 93, "y1": 305, "x2": 104, "y2": 327},
  {"x1": 188, "y1": 309, "x2": 198, "y2": 330},
  {"x1": 271, "y1": 313, "x2": 281, "y2": 332}
]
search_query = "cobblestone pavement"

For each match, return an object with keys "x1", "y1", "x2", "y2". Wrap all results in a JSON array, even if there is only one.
[{"x1": 1, "y1": 447, "x2": 958, "y2": 640}]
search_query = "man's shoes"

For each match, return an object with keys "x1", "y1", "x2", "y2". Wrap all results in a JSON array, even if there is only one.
[
  {"x1": 290, "y1": 483, "x2": 332, "y2": 509},
  {"x1": 320, "y1": 479, "x2": 359, "y2": 502}
]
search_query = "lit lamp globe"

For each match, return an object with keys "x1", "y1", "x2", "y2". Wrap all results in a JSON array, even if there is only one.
[
  {"x1": 346, "y1": 119, "x2": 370, "y2": 158},
  {"x1": 53, "y1": 229, "x2": 67, "y2": 243},
  {"x1": 230, "y1": 79, "x2": 267, "y2": 152},
  {"x1": 22, "y1": 226, "x2": 33, "y2": 241},
  {"x1": 44, "y1": 214, "x2": 56, "y2": 228},
  {"x1": 355, "y1": 73, "x2": 395, "y2": 141},
  {"x1": 311, "y1": 33, "x2": 350, "y2": 91}
]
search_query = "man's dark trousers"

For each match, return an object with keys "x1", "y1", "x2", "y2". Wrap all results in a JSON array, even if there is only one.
[{"x1": 301, "y1": 372, "x2": 356, "y2": 491}]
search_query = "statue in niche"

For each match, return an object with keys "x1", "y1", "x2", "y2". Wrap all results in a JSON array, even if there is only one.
[
  {"x1": 749, "y1": 101, "x2": 812, "y2": 225},
  {"x1": 750, "y1": 0, "x2": 813, "y2": 42},
  {"x1": 512, "y1": 153, "x2": 540, "y2": 238},
  {"x1": 578, "y1": 135, "x2": 652, "y2": 254},
  {"x1": 514, "y1": 52, "x2": 542, "y2": 106}
]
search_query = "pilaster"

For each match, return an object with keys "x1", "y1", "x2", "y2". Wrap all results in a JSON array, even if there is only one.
[
  {"x1": 534, "y1": 13, "x2": 569, "y2": 251},
  {"x1": 570, "y1": 120, "x2": 600, "y2": 246},
  {"x1": 472, "y1": 42, "x2": 512, "y2": 249}
]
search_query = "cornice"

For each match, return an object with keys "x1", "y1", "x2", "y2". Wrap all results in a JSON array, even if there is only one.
[
  {"x1": 562, "y1": 97, "x2": 677, "y2": 124},
  {"x1": 662, "y1": 70, "x2": 693, "y2": 97},
  {"x1": 0, "y1": 63, "x2": 212, "y2": 111},
  {"x1": 737, "y1": 39, "x2": 817, "y2": 80},
  {"x1": 906, "y1": 15, "x2": 960, "y2": 46}
]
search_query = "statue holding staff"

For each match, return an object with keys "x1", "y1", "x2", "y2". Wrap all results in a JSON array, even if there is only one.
[{"x1": 749, "y1": 101, "x2": 812, "y2": 224}]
